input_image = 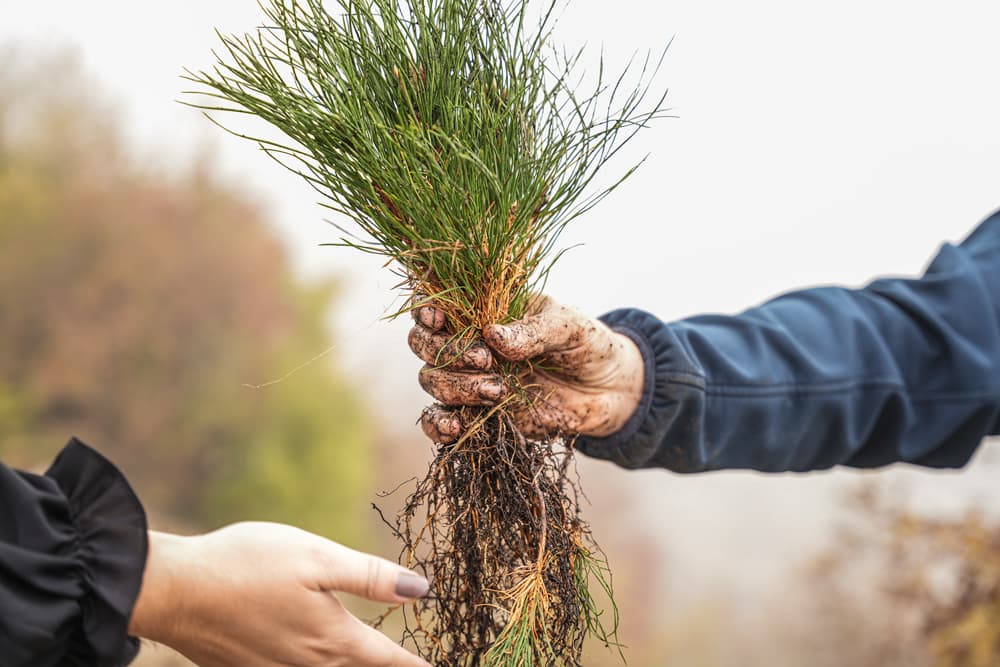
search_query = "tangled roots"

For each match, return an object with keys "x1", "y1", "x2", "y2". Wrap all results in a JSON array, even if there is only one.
[{"x1": 375, "y1": 407, "x2": 620, "y2": 666}]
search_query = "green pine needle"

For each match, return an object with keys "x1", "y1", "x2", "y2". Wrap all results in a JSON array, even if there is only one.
[
  {"x1": 185, "y1": 0, "x2": 668, "y2": 331},
  {"x1": 186, "y1": 2, "x2": 667, "y2": 663}
]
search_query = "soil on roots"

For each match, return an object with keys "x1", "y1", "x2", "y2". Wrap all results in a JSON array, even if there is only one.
[{"x1": 375, "y1": 407, "x2": 615, "y2": 666}]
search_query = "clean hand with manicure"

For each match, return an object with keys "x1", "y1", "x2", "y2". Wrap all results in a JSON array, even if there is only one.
[{"x1": 130, "y1": 522, "x2": 432, "y2": 667}]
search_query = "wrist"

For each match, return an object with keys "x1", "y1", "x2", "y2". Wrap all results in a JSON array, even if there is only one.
[
  {"x1": 129, "y1": 531, "x2": 198, "y2": 645},
  {"x1": 584, "y1": 331, "x2": 645, "y2": 438},
  {"x1": 617, "y1": 330, "x2": 645, "y2": 401}
]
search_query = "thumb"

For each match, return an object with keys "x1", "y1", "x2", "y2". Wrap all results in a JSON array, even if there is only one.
[
  {"x1": 484, "y1": 297, "x2": 585, "y2": 362},
  {"x1": 316, "y1": 542, "x2": 430, "y2": 603}
]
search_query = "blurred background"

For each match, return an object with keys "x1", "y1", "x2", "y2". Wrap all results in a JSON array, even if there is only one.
[{"x1": 2, "y1": 1, "x2": 999, "y2": 665}]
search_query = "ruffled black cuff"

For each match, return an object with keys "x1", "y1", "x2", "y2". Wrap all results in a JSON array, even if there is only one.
[
  {"x1": 575, "y1": 308, "x2": 708, "y2": 472},
  {"x1": 46, "y1": 438, "x2": 149, "y2": 666}
]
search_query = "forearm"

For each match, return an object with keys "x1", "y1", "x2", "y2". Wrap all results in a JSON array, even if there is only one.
[
  {"x1": 578, "y1": 211, "x2": 1000, "y2": 473},
  {"x1": 129, "y1": 531, "x2": 192, "y2": 645}
]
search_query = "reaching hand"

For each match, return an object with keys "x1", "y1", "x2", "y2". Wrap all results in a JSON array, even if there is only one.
[
  {"x1": 130, "y1": 523, "x2": 431, "y2": 667},
  {"x1": 409, "y1": 295, "x2": 644, "y2": 443}
]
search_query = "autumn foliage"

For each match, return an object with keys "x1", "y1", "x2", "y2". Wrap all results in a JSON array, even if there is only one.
[{"x1": 0, "y1": 48, "x2": 371, "y2": 541}]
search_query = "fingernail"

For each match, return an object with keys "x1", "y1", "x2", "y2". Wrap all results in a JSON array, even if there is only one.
[
  {"x1": 480, "y1": 381, "x2": 505, "y2": 401},
  {"x1": 419, "y1": 307, "x2": 445, "y2": 330},
  {"x1": 395, "y1": 571, "x2": 430, "y2": 599},
  {"x1": 483, "y1": 325, "x2": 513, "y2": 355},
  {"x1": 443, "y1": 416, "x2": 461, "y2": 436},
  {"x1": 469, "y1": 346, "x2": 491, "y2": 370},
  {"x1": 485, "y1": 323, "x2": 507, "y2": 340}
]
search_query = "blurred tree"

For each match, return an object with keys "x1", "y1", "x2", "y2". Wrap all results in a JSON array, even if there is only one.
[
  {"x1": 0, "y1": 46, "x2": 372, "y2": 544},
  {"x1": 886, "y1": 504, "x2": 1000, "y2": 667},
  {"x1": 786, "y1": 487, "x2": 1000, "y2": 667}
]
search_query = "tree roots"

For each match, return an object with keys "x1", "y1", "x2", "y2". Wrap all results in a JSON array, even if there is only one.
[{"x1": 376, "y1": 407, "x2": 619, "y2": 666}]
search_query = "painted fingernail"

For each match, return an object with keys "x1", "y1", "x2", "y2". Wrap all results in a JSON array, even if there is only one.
[
  {"x1": 480, "y1": 381, "x2": 505, "y2": 401},
  {"x1": 395, "y1": 571, "x2": 430, "y2": 599}
]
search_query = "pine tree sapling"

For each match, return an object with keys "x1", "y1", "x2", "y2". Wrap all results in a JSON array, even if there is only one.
[{"x1": 188, "y1": 1, "x2": 667, "y2": 663}]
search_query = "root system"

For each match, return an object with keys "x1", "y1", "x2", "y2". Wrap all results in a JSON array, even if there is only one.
[
  {"x1": 377, "y1": 406, "x2": 620, "y2": 666},
  {"x1": 189, "y1": 0, "x2": 668, "y2": 662}
]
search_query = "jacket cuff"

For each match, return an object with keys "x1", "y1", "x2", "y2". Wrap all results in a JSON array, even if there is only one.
[
  {"x1": 46, "y1": 438, "x2": 148, "y2": 667},
  {"x1": 575, "y1": 308, "x2": 707, "y2": 471}
]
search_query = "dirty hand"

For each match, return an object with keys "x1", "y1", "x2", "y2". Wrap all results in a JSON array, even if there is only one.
[
  {"x1": 409, "y1": 295, "x2": 645, "y2": 443},
  {"x1": 130, "y1": 523, "x2": 431, "y2": 667}
]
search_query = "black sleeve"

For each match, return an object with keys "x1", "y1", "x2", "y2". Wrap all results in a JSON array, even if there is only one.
[{"x1": 0, "y1": 438, "x2": 148, "y2": 667}]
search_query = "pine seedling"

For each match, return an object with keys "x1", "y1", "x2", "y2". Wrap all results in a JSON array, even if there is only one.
[{"x1": 187, "y1": 0, "x2": 667, "y2": 663}]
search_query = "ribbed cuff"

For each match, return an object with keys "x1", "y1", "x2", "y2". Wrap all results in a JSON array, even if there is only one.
[
  {"x1": 47, "y1": 438, "x2": 148, "y2": 667},
  {"x1": 576, "y1": 308, "x2": 707, "y2": 471}
]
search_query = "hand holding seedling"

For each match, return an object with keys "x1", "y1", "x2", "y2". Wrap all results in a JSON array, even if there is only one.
[
  {"x1": 411, "y1": 295, "x2": 645, "y2": 444},
  {"x1": 191, "y1": 0, "x2": 666, "y2": 659}
]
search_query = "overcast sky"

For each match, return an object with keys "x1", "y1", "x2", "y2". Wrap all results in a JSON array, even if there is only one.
[
  {"x1": 5, "y1": 1, "x2": 998, "y2": 352},
  {"x1": 4, "y1": 0, "x2": 999, "y2": 622}
]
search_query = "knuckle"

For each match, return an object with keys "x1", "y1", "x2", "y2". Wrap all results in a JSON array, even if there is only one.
[
  {"x1": 500, "y1": 325, "x2": 532, "y2": 358},
  {"x1": 302, "y1": 635, "x2": 340, "y2": 662},
  {"x1": 417, "y1": 367, "x2": 436, "y2": 392},
  {"x1": 365, "y1": 557, "x2": 381, "y2": 599},
  {"x1": 435, "y1": 339, "x2": 458, "y2": 366},
  {"x1": 407, "y1": 325, "x2": 424, "y2": 353},
  {"x1": 420, "y1": 418, "x2": 439, "y2": 442},
  {"x1": 422, "y1": 306, "x2": 445, "y2": 330},
  {"x1": 415, "y1": 307, "x2": 431, "y2": 327},
  {"x1": 417, "y1": 370, "x2": 430, "y2": 392},
  {"x1": 467, "y1": 341, "x2": 491, "y2": 369},
  {"x1": 373, "y1": 642, "x2": 399, "y2": 667},
  {"x1": 308, "y1": 542, "x2": 333, "y2": 581},
  {"x1": 420, "y1": 370, "x2": 460, "y2": 403}
]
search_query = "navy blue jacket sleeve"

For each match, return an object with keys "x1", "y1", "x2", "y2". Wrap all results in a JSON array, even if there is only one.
[
  {"x1": 0, "y1": 438, "x2": 148, "y2": 667},
  {"x1": 576, "y1": 210, "x2": 1000, "y2": 473}
]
